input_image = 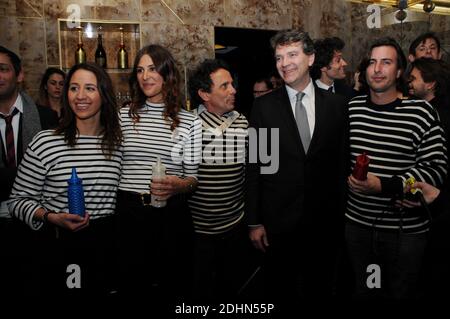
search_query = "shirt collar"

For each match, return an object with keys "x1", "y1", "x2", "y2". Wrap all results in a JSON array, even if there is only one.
[
  {"x1": 315, "y1": 79, "x2": 334, "y2": 91},
  {"x1": 285, "y1": 79, "x2": 315, "y2": 101},
  {"x1": 197, "y1": 103, "x2": 236, "y2": 118},
  {"x1": 0, "y1": 94, "x2": 23, "y2": 117}
]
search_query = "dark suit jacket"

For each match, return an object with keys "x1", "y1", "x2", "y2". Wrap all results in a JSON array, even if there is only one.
[
  {"x1": 334, "y1": 79, "x2": 357, "y2": 101},
  {"x1": 246, "y1": 85, "x2": 348, "y2": 237},
  {"x1": 0, "y1": 92, "x2": 53, "y2": 202}
]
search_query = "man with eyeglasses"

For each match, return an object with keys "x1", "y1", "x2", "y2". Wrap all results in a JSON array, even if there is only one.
[{"x1": 252, "y1": 77, "x2": 273, "y2": 98}]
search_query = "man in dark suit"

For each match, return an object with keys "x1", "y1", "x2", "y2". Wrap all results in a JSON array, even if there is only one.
[
  {"x1": 310, "y1": 37, "x2": 355, "y2": 101},
  {"x1": 0, "y1": 46, "x2": 56, "y2": 296},
  {"x1": 246, "y1": 30, "x2": 348, "y2": 303}
]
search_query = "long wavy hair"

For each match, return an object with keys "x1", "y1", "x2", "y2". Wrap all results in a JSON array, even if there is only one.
[
  {"x1": 56, "y1": 63, "x2": 122, "y2": 158},
  {"x1": 37, "y1": 67, "x2": 65, "y2": 107},
  {"x1": 128, "y1": 44, "x2": 182, "y2": 130}
]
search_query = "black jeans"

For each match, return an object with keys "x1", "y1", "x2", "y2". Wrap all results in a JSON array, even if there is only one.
[
  {"x1": 345, "y1": 222, "x2": 427, "y2": 300},
  {"x1": 116, "y1": 190, "x2": 194, "y2": 301},
  {"x1": 191, "y1": 222, "x2": 254, "y2": 301}
]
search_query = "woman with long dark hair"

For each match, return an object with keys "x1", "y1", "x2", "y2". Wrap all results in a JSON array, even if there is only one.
[
  {"x1": 8, "y1": 63, "x2": 123, "y2": 296},
  {"x1": 117, "y1": 44, "x2": 202, "y2": 299},
  {"x1": 36, "y1": 67, "x2": 65, "y2": 117}
]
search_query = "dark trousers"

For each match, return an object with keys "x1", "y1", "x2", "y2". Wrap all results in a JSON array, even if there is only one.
[
  {"x1": 38, "y1": 216, "x2": 117, "y2": 297},
  {"x1": 116, "y1": 191, "x2": 194, "y2": 303},
  {"x1": 261, "y1": 229, "x2": 338, "y2": 303},
  {"x1": 422, "y1": 212, "x2": 450, "y2": 300},
  {"x1": 1, "y1": 216, "x2": 117, "y2": 297},
  {"x1": 192, "y1": 222, "x2": 254, "y2": 301},
  {"x1": 0, "y1": 218, "x2": 32, "y2": 297},
  {"x1": 345, "y1": 222, "x2": 427, "y2": 300}
]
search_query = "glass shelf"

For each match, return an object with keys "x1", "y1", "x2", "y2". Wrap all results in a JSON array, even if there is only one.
[
  {"x1": 57, "y1": 19, "x2": 140, "y2": 93},
  {"x1": 57, "y1": 19, "x2": 140, "y2": 71}
]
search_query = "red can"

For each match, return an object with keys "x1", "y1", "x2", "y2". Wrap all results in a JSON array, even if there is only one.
[{"x1": 352, "y1": 152, "x2": 370, "y2": 181}]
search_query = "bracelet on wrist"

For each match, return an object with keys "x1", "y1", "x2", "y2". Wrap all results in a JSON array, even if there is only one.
[
  {"x1": 43, "y1": 210, "x2": 56, "y2": 223},
  {"x1": 180, "y1": 176, "x2": 195, "y2": 193}
]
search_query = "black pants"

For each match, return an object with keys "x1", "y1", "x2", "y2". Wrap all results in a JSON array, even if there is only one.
[
  {"x1": 262, "y1": 229, "x2": 338, "y2": 302},
  {"x1": 0, "y1": 218, "x2": 34, "y2": 297},
  {"x1": 191, "y1": 222, "x2": 255, "y2": 301},
  {"x1": 40, "y1": 216, "x2": 118, "y2": 297},
  {"x1": 116, "y1": 190, "x2": 194, "y2": 302}
]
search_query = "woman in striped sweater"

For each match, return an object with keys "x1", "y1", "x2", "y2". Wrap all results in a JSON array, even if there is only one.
[
  {"x1": 117, "y1": 45, "x2": 202, "y2": 298},
  {"x1": 8, "y1": 63, "x2": 123, "y2": 295}
]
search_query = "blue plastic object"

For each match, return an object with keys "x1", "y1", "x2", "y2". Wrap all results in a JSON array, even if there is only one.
[{"x1": 67, "y1": 167, "x2": 85, "y2": 217}]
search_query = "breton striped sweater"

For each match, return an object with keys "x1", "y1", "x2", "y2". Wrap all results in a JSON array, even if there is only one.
[
  {"x1": 188, "y1": 108, "x2": 248, "y2": 234},
  {"x1": 119, "y1": 103, "x2": 202, "y2": 193},
  {"x1": 8, "y1": 130, "x2": 123, "y2": 230},
  {"x1": 346, "y1": 96, "x2": 448, "y2": 233}
]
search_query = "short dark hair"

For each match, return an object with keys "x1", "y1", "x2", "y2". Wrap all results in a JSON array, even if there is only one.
[
  {"x1": 188, "y1": 59, "x2": 231, "y2": 108},
  {"x1": 311, "y1": 37, "x2": 345, "y2": 80},
  {"x1": 368, "y1": 37, "x2": 407, "y2": 92},
  {"x1": 407, "y1": 57, "x2": 450, "y2": 98},
  {"x1": 57, "y1": 63, "x2": 122, "y2": 158},
  {"x1": 0, "y1": 46, "x2": 22, "y2": 76},
  {"x1": 254, "y1": 77, "x2": 274, "y2": 90},
  {"x1": 270, "y1": 29, "x2": 314, "y2": 55},
  {"x1": 408, "y1": 32, "x2": 441, "y2": 56}
]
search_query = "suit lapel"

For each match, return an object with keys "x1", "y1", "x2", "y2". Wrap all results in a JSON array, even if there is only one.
[{"x1": 309, "y1": 88, "x2": 325, "y2": 154}]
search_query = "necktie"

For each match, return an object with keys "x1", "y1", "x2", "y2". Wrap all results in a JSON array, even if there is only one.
[
  {"x1": 295, "y1": 92, "x2": 311, "y2": 153},
  {"x1": 1, "y1": 108, "x2": 19, "y2": 168},
  {"x1": 327, "y1": 86, "x2": 334, "y2": 93}
]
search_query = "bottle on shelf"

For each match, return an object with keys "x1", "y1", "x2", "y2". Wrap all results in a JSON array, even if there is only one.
[
  {"x1": 116, "y1": 92, "x2": 122, "y2": 105},
  {"x1": 75, "y1": 27, "x2": 86, "y2": 65},
  {"x1": 95, "y1": 28, "x2": 107, "y2": 68},
  {"x1": 117, "y1": 26, "x2": 128, "y2": 69}
]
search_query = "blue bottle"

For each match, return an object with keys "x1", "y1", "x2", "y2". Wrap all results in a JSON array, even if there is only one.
[{"x1": 67, "y1": 167, "x2": 85, "y2": 217}]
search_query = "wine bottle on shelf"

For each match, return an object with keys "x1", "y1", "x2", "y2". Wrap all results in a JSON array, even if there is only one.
[
  {"x1": 75, "y1": 28, "x2": 86, "y2": 65},
  {"x1": 117, "y1": 26, "x2": 128, "y2": 69},
  {"x1": 95, "y1": 32, "x2": 107, "y2": 68}
]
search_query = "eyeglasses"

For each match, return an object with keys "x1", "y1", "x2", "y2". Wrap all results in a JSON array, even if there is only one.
[{"x1": 253, "y1": 90, "x2": 270, "y2": 94}]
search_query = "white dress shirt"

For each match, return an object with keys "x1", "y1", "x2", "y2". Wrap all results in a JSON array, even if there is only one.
[
  {"x1": 285, "y1": 80, "x2": 316, "y2": 136},
  {"x1": 0, "y1": 94, "x2": 23, "y2": 219},
  {"x1": 0, "y1": 94, "x2": 23, "y2": 159},
  {"x1": 315, "y1": 79, "x2": 334, "y2": 93}
]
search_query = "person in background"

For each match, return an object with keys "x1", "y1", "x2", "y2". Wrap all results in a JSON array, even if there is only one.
[
  {"x1": 405, "y1": 57, "x2": 450, "y2": 301},
  {"x1": 352, "y1": 57, "x2": 370, "y2": 96},
  {"x1": 0, "y1": 46, "x2": 59, "y2": 296},
  {"x1": 36, "y1": 67, "x2": 65, "y2": 120},
  {"x1": 408, "y1": 32, "x2": 442, "y2": 62},
  {"x1": 311, "y1": 36, "x2": 353, "y2": 100},
  {"x1": 8, "y1": 62, "x2": 123, "y2": 296},
  {"x1": 117, "y1": 44, "x2": 202, "y2": 301},
  {"x1": 407, "y1": 57, "x2": 450, "y2": 131},
  {"x1": 269, "y1": 73, "x2": 283, "y2": 89},
  {"x1": 253, "y1": 77, "x2": 273, "y2": 98}
]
